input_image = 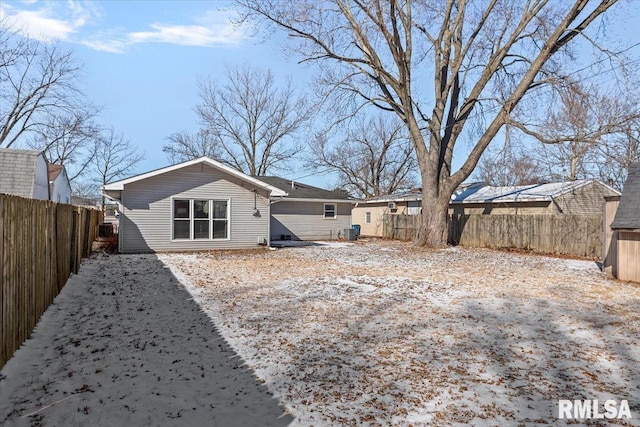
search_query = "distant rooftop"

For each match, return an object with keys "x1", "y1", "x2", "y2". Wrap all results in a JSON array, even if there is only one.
[
  {"x1": 451, "y1": 180, "x2": 619, "y2": 204},
  {"x1": 259, "y1": 176, "x2": 352, "y2": 201},
  {"x1": 358, "y1": 180, "x2": 621, "y2": 205}
]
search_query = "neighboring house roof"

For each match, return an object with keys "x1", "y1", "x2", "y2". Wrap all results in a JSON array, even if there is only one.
[
  {"x1": 0, "y1": 148, "x2": 46, "y2": 199},
  {"x1": 357, "y1": 180, "x2": 620, "y2": 205},
  {"x1": 48, "y1": 164, "x2": 64, "y2": 182},
  {"x1": 103, "y1": 157, "x2": 288, "y2": 200},
  {"x1": 359, "y1": 189, "x2": 422, "y2": 204},
  {"x1": 611, "y1": 162, "x2": 640, "y2": 230},
  {"x1": 258, "y1": 176, "x2": 353, "y2": 202},
  {"x1": 451, "y1": 180, "x2": 619, "y2": 204}
]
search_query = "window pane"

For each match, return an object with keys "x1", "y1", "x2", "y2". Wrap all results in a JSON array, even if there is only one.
[
  {"x1": 174, "y1": 200, "x2": 190, "y2": 218},
  {"x1": 212, "y1": 201, "x2": 227, "y2": 219},
  {"x1": 365, "y1": 212, "x2": 371, "y2": 223},
  {"x1": 194, "y1": 220, "x2": 209, "y2": 239},
  {"x1": 213, "y1": 220, "x2": 227, "y2": 239},
  {"x1": 324, "y1": 204, "x2": 336, "y2": 218},
  {"x1": 174, "y1": 220, "x2": 190, "y2": 239},
  {"x1": 194, "y1": 200, "x2": 209, "y2": 219}
]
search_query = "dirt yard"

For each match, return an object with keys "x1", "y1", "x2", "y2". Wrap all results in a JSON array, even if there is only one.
[{"x1": 159, "y1": 240, "x2": 640, "y2": 426}]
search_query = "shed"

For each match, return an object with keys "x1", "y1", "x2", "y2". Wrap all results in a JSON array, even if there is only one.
[
  {"x1": 608, "y1": 162, "x2": 640, "y2": 283},
  {"x1": 0, "y1": 148, "x2": 50, "y2": 200}
]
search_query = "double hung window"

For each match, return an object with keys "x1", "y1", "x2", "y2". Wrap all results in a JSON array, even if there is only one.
[{"x1": 173, "y1": 199, "x2": 228, "y2": 240}]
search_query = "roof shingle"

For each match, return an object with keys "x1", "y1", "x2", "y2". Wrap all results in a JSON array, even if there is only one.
[
  {"x1": 611, "y1": 162, "x2": 640, "y2": 230},
  {"x1": 258, "y1": 176, "x2": 352, "y2": 200}
]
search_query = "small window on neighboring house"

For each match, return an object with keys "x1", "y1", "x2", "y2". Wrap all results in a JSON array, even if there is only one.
[
  {"x1": 324, "y1": 203, "x2": 336, "y2": 219},
  {"x1": 365, "y1": 212, "x2": 371, "y2": 223}
]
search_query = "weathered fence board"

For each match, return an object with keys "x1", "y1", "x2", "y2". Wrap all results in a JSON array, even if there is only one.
[
  {"x1": 383, "y1": 213, "x2": 603, "y2": 258},
  {"x1": 0, "y1": 194, "x2": 101, "y2": 368}
]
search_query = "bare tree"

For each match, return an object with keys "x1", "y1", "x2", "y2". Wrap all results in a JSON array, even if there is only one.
[
  {"x1": 194, "y1": 64, "x2": 313, "y2": 176},
  {"x1": 94, "y1": 129, "x2": 144, "y2": 212},
  {"x1": 162, "y1": 129, "x2": 222, "y2": 164},
  {"x1": 239, "y1": 0, "x2": 619, "y2": 247},
  {"x1": 308, "y1": 113, "x2": 417, "y2": 198},
  {"x1": 511, "y1": 78, "x2": 640, "y2": 181},
  {"x1": 0, "y1": 23, "x2": 84, "y2": 148},
  {"x1": 28, "y1": 108, "x2": 101, "y2": 182},
  {"x1": 475, "y1": 130, "x2": 546, "y2": 186},
  {"x1": 592, "y1": 122, "x2": 640, "y2": 190}
]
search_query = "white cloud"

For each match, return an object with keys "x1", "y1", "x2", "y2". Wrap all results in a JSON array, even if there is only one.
[
  {"x1": 1, "y1": 3, "x2": 247, "y2": 53},
  {"x1": 80, "y1": 9, "x2": 248, "y2": 53},
  {"x1": 0, "y1": 1, "x2": 99, "y2": 42},
  {"x1": 128, "y1": 22, "x2": 242, "y2": 46}
]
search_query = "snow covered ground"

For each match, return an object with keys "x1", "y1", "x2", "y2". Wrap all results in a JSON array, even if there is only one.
[{"x1": 159, "y1": 240, "x2": 640, "y2": 426}]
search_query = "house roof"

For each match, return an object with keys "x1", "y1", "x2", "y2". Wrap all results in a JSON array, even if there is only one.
[
  {"x1": 360, "y1": 189, "x2": 422, "y2": 204},
  {"x1": 450, "y1": 180, "x2": 619, "y2": 204},
  {"x1": 0, "y1": 148, "x2": 44, "y2": 198},
  {"x1": 48, "y1": 164, "x2": 64, "y2": 181},
  {"x1": 258, "y1": 176, "x2": 353, "y2": 202},
  {"x1": 611, "y1": 162, "x2": 640, "y2": 230},
  {"x1": 102, "y1": 157, "x2": 288, "y2": 200}
]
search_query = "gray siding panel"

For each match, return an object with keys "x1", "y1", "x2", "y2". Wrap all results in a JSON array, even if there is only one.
[
  {"x1": 120, "y1": 164, "x2": 270, "y2": 253},
  {"x1": 270, "y1": 201, "x2": 352, "y2": 240}
]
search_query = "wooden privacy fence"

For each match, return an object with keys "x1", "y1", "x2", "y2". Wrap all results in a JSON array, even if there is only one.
[
  {"x1": 1, "y1": 194, "x2": 102, "y2": 368},
  {"x1": 383, "y1": 213, "x2": 603, "y2": 258}
]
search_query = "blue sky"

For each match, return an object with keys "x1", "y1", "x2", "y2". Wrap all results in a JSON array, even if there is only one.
[
  {"x1": 1, "y1": 0, "x2": 323, "y2": 185},
  {"x1": 2, "y1": 0, "x2": 640, "y2": 189}
]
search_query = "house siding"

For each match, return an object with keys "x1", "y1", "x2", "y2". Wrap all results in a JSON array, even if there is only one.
[
  {"x1": 553, "y1": 182, "x2": 617, "y2": 215},
  {"x1": 617, "y1": 231, "x2": 640, "y2": 283},
  {"x1": 352, "y1": 202, "x2": 410, "y2": 237},
  {"x1": 51, "y1": 171, "x2": 72, "y2": 204},
  {"x1": 119, "y1": 163, "x2": 270, "y2": 253},
  {"x1": 0, "y1": 150, "x2": 48, "y2": 200},
  {"x1": 270, "y1": 200, "x2": 352, "y2": 240}
]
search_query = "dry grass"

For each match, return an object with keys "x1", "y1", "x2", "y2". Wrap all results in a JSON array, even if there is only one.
[{"x1": 160, "y1": 240, "x2": 640, "y2": 426}]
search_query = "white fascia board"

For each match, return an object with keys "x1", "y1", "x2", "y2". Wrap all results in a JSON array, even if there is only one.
[
  {"x1": 102, "y1": 157, "x2": 288, "y2": 196},
  {"x1": 102, "y1": 188, "x2": 122, "y2": 201}
]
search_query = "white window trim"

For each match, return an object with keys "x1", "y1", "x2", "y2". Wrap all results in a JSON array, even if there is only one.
[
  {"x1": 323, "y1": 203, "x2": 337, "y2": 220},
  {"x1": 171, "y1": 197, "x2": 231, "y2": 241},
  {"x1": 365, "y1": 211, "x2": 371, "y2": 224}
]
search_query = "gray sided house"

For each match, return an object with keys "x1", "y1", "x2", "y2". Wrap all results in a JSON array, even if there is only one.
[
  {"x1": 103, "y1": 157, "x2": 286, "y2": 253},
  {"x1": 0, "y1": 148, "x2": 50, "y2": 200},
  {"x1": 259, "y1": 177, "x2": 353, "y2": 241}
]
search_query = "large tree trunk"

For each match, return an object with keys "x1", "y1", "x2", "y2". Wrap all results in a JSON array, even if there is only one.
[{"x1": 414, "y1": 185, "x2": 450, "y2": 248}]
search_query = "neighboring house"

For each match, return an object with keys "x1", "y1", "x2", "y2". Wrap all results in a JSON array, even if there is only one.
[
  {"x1": 450, "y1": 180, "x2": 619, "y2": 215},
  {"x1": 48, "y1": 164, "x2": 71, "y2": 204},
  {"x1": 258, "y1": 177, "x2": 354, "y2": 241},
  {"x1": 352, "y1": 189, "x2": 422, "y2": 237},
  {"x1": 102, "y1": 157, "x2": 353, "y2": 253},
  {"x1": 607, "y1": 162, "x2": 640, "y2": 283},
  {"x1": 0, "y1": 148, "x2": 50, "y2": 200},
  {"x1": 353, "y1": 180, "x2": 619, "y2": 237}
]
